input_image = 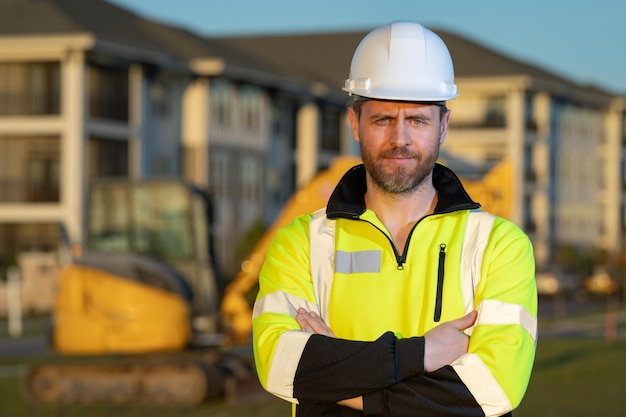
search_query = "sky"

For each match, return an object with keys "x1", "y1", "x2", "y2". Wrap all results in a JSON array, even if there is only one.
[{"x1": 107, "y1": 0, "x2": 626, "y2": 95}]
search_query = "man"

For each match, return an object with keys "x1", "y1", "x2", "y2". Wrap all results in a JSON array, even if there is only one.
[{"x1": 253, "y1": 21, "x2": 537, "y2": 417}]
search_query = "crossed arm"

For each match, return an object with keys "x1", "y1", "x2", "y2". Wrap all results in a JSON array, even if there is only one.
[{"x1": 295, "y1": 308, "x2": 478, "y2": 411}]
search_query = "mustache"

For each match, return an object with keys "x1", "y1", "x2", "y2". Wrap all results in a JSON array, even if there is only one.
[{"x1": 380, "y1": 147, "x2": 419, "y2": 159}]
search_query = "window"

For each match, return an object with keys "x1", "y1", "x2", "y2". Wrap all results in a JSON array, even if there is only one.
[
  {"x1": 88, "y1": 137, "x2": 128, "y2": 179},
  {"x1": 240, "y1": 85, "x2": 262, "y2": 132},
  {"x1": 0, "y1": 136, "x2": 60, "y2": 203},
  {"x1": 485, "y1": 96, "x2": 506, "y2": 127},
  {"x1": 320, "y1": 104, "x2": 341, "y2": 152},
  {"x1": 525, "y1": 93, "x2": 537, "y2": 130},
  {"x1": 211, "y1": 79, "x2": 233, "y2": 128},
  {"x1": 88, "y1": 64, "x2": 129, "y2": 121},
  {"x1": 239, "y1": 154, "x2": 262, "y2": 203},
  {"x1": 523, "y1": 195, "x2": 536, "y2": 232},
  {"x1": 0, "y1": 62, "x2": 60, "y2": 115},
  {"x1": 0, "y1": 223, "x2": 61, "y2": 258},
  {"x1": 209, "y1": 151, "x2": 233, "y2": 200},
  {"x1": 88, "y1": 181, "x2": 195, "y2": 260},
  {"x1": 150, "y1": 79, "x2": 171, "y2": 117},
  {"x1": 27, "y1": 153, "x2": 60, "y2": 202},
  {"x1": 524, "y1": 144, "x2": 536, "y2": 182}
]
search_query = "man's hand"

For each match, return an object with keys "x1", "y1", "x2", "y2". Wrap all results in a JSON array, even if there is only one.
[
  {"x1": 297, "y1": 307, "x2": 477, "y2": 373},
  {"x1": 424, "y1": 310, "x2": 477, "y2": 372},
  {"x1": 296, "y1": 308, "x2": 335, "y2": 337}
]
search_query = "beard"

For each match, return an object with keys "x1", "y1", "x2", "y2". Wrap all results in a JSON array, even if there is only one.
[{"x1": 360, "y1": 140, "x2": 440, "y2": 195}]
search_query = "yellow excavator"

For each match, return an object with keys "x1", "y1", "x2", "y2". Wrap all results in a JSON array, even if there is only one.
[
  {"x1": 23, "y1": 155, "x2": 511, "y2": 406},
  {"x1": 25, "y1": 179, "x2": 231, "y2": 406}
]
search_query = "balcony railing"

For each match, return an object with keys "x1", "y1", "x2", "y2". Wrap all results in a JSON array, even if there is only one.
[{"x1": 0, "y1": 180, "x2": 59, "y2": 203}]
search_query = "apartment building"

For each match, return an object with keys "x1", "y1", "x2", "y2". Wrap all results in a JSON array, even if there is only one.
[{"x1": 0, "y1": 0, "x2": 355, "y2": 284}]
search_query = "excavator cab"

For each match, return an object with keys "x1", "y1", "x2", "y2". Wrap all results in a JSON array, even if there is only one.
[{"x1": 54, "y1": 179, "x2": 223, "y2": 355}]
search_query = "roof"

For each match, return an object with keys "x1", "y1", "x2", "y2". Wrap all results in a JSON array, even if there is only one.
[
  {"x1": 212, "y1": 28, "x2": 614, "y2": 101},
  {"x1": 0, "y1": 0, "x2": 166, "y2": 50},
  {"x1": 212, "y1": 31, "x2": 364, "y2": 97},
  {"x1": 0, "y1": 1, "x2": 244, "y2": 66},
  {"x1": 0, "y1": 0, "x2": 614, "y2": 102},
  {"x1": 0, "y1": 0, "x2": 318, "y2": 92}
]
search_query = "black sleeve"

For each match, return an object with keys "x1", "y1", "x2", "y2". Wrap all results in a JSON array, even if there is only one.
[
  {"x1": 363, "y1": 366, "x2": 485, "y2": 417},
  {"x1": 295, "y1": 403, "x2": 363, "y2": 417},
  {"x1": 293, "y1": 331, "x2": 425, "y2": 403},
  {"x1": 294, "y1": 332, "x2": 488, "y2": 417}
]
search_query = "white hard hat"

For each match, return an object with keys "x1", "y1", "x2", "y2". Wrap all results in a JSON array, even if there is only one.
[{"x1": 343, "y1": 21, "x2": 458, "y2": 102}]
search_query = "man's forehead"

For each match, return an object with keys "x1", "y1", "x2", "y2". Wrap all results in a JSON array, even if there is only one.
[{"x1": 362, "y1": 100, "x2": 439, "y2": 114}]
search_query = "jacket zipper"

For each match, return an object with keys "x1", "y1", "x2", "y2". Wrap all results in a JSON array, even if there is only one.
[
  {"x1": 359, "y1": 217, "x2": 449, "y2": 321},
  {"x1": 357, "y1": 219, "x2": 406, "y2": 269},
  {"x1": 358, "y1": 217, "x2": 439, "y2": 270},
  {"x1": 434, "y1": 243, "x2": 446, "y2": 322}
]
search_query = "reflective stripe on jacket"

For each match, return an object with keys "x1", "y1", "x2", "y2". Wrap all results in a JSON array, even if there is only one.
[{"x1": 253, "y1": 163, "x2": 537, "y2": 417}]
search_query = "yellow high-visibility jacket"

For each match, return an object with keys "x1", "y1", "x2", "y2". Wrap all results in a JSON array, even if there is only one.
[{"x1": 253, "y1": 163, "x2": 537, "y2": 417}]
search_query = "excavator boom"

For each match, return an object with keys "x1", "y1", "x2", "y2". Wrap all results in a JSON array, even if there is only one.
[{"x1": 221, "y1": 156, "x2": 362, "y2": 343}]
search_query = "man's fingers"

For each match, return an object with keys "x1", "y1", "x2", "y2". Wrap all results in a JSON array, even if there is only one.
[
  {"x1": 450, "y1": 310, "x2": 478, "y2": 331},
  {"x1": 424, "y1": 312, "x2": 475, "y2": 371},
  {"x1": 295, "y1": 308, "x2": 311, "y2": 330},
  {"x1": 296, "y1": 308, "x2": 335, "y2": 337}
]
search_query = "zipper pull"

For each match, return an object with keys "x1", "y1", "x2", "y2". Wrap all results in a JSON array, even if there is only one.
[{"x1": 434, "y1": 244, "x2": 446, "y2": 322}]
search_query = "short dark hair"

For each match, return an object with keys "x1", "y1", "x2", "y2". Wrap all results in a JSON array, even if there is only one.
[{"x1": 351, "y1": 98, "x2": 449, "y2": 121}]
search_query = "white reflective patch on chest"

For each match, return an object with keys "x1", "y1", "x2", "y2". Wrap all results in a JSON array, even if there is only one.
[{"x1": 334, "y1": 250, "x2": 382, "y2": 273}]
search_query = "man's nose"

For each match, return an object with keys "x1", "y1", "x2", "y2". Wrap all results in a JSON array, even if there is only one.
[{"x1": 389, "y1": 122, "x2": 411, "y2": 146}]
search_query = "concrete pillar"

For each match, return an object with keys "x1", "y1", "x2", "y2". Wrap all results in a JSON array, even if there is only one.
[
  {"x1": 507, "y1": 88, "x2": 525, "y2": 227},
  {"x1": 296, "y1": 102, "x2": 320, "y2": 187},
  {"x1": 182, "y1": 77, "x2": 210, "y2": 187},
  {"x1": 61, "y1": 50, "x2": 86, "y2": 244},
  {"x1": 603, "y1": 98, "x2": 626, "y2": 254},
  {"x1": 532, "y1": 92, "x2": 552, "y2": 265}
]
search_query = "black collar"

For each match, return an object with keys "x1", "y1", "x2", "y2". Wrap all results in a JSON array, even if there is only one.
[{"x1": 326, "y1": 163, "x2": 480, "y2": 219}]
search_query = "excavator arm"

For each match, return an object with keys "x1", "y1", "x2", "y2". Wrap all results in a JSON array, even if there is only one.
[{"x1": 220, "y1": 156, "x2": 362, "y2": 344}]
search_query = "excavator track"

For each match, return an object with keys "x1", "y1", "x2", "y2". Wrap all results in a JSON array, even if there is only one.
[
  {"x1": 24, "y1": 358, "x2": 224, "y2": 406},
  {"x1": 22, "y1": 349, "x2": 271, "y2": 407}
]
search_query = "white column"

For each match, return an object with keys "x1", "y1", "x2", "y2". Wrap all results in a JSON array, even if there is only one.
[
  {"x1": 182, "y1": 77, "x2": 210, "y2": 187},
  {"x1": 603, "y1": 98, "x2": 626, "y2": 254},
  {"x1": 296, "y1": 102, "x2": 319, "y2": 188},
  {"x1": 507, "y1": 89, "x2": 525, "y2": 227},
  {"x1": 60, "y1": 50, "x2": 86, "y2": 244},
  {"x1": 532, "y1": 92, "x2": 552, "y2": 265}
]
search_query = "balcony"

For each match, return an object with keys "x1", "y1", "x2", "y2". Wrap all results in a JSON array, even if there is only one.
[{"x1": 0, "y1": 179, "x2": 59, "y2": 203}]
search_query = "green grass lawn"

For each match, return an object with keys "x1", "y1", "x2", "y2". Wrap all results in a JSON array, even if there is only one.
[
  {"x1": 515, "y1": 338, "x2": 624, "y2": 417},
  {"x1": 0, "y1": 316, "x2": 624, "y2": 416}
]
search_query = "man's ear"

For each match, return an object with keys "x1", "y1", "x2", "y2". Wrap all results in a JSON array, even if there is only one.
[{"x1": 439, "y1": 109, "x2": 451, "y2": 144}]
